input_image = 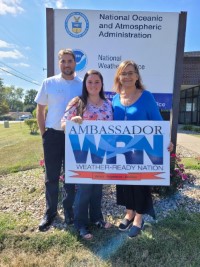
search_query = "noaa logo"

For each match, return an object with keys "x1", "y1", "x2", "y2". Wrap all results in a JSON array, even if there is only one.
[
  {"x1": 65, "y1": 12, "x2": 89, "y2": 38},
  {"x1": 73, "y1": 49, "x2": 87, "y2": 71}
]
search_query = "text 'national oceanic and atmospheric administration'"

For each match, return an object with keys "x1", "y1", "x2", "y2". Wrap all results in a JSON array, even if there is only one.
[{"x1": 98, "y1": 13, "x2": 163, "y2": 39}]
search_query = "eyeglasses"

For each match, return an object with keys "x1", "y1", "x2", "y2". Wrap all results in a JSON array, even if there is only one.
[{"x1": 120, "y1": 71, "x2": 136, "y2": 77}]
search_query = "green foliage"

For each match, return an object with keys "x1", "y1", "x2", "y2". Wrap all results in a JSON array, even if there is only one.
[
  {"x1": 181, "y1": 124, "x2": 200, "y2": 133},
  {"x1": 23, "y1": 104, "x2": 36, "y2": 113},
  {"x1": 194, "y1": 127, "x2": 200, "y2": 133},
  {"x1": 4, "y1": 86, "x2": 24, "y2": 111},
  {"x1": 0, "y1": 78, "x2": 3, "y2": 87},
  {"x1": 24, "y1": 119, "x2": 39, "y2": 134},
  {"x1": 32, "y1": 106, "x2": 48, "y2": 119},
  {"x1": 152, "y1": 154, "x2": 188, "y2": 197},
  {"x1": 182, "y1": 124, "x2": 193, "y2": 131},
  {"x1": 0, "y1": 115, "x2": 14, "y2": 121},
  {"x1": 24, "y1": 89, "x2": 38, "y2": 106},
  {"x1": 23, "y1": 89, "x2": 37, "y2": 113},
  {"x1": 0, "y1": 80, "x2": 9, "y2": 115},
  {"x1": 0, "y1": 214, "x2": 16, "y2": 233},
  {"x1": 0, "y1": 101, "x2": 9, "y2": 116},
  {"x1": 32, "y1": 108, "x2": 36, "y2": 118}
]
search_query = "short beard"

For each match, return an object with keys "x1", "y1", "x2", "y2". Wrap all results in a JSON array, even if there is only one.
[{"x1": 63, "y1": 69, "x2": 75, "y2": 76}]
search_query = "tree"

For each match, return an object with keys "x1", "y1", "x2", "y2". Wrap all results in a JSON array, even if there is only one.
[
  {"x1": 0, "y1": 78, "x2": 3, "y2": 88},
  {"x1": 23, "y1": 89, "x2": 38, "y2": 113},
  {"x1": 0, "y1": 79, "x2": 9, "y2": 115},
  {"x1": 24, "y1": 89, "x2": 38, "y2": 106},
  {"x1": 0, "y1": 102, "x2": 9, "y2": 116},
  {"x1": 4, "y1": 86, "x2": 24, "y2": 111}
]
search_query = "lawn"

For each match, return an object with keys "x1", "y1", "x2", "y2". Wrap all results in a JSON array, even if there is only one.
[
  {"x1": 0, "y1": 122, "x2": 43, "y2": 175},
  {"x1": 182, "y1": 157, "x2": 200, "y2": 170},
  {"x1": 0, "y1": 209, "x2": 200, "y2": 266},
  {"x1": 0, "y1": 123, "x2": 200, "y2": 266}
]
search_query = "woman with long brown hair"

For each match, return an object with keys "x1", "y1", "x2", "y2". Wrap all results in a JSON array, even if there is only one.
[{"x1": 61, "y1": 70, "x2": 113, "y2": 240}]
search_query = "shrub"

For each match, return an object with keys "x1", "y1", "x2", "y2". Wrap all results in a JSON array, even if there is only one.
[
  {"x1": 32, "y1": 108, "x2": 37, "y2": 118},
  {"x1": 32, "y1": 106, "x2": 48, "y2": 119},
  {"x1": 181, "y1": 125, "x2": 193, "y2": 131},
  {"x1": 23, "y1": 104, "x2": 36, "y2": 113},
  {"x1": 152, "y1": 153, "x2": 188, "y2": 197},
  {"x1": 0, "y1": 115, "x2": 15, "y2": 121},
  {"x1": 194, "y1": 127, "x2": 200, "y2": 133},
  {"x1": 24, "y1": 119, "x2": 39, "y2": 134},
  {"x1": 181, "y1": 125, "x2": 200, "y2": 133}
]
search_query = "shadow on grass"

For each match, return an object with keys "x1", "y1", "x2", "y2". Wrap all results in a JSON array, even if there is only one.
[
  {"x1": 1, "y1": 210, "x2": 200, "y2": 266},
  {"x1": 107, "y1": 212, "x2": 200, "y2": 267},
  {"x1": 63, "y1": 211, "x2": 200, "y2": 266}
]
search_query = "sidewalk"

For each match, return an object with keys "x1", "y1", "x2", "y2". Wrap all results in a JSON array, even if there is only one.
[{"x1": 177, "y1": 132, "x2": 200, "y2": 155}]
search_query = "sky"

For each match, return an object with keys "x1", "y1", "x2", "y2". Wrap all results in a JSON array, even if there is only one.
[{"x1": 0, "y1": 0, "x2": 200, "y2": 92}]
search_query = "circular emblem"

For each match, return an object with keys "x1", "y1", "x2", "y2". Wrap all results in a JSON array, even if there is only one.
[
  {"x1": 73, "y1": 49, "x2": 87, "y2": 71},
  {"x1": 65, "y1": 12, "x2": 89, "y2": 38}
]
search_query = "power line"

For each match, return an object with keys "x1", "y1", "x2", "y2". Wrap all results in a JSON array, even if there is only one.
[
  {"x1": 0, "y1": 67, "x2": 40, "y2": 86},
  {"x1": 0, "y1": 24, "x2": 45, "y2": 77},
  {"x1": 0, "y1": 60, "x2": 40, "y2": 82}
]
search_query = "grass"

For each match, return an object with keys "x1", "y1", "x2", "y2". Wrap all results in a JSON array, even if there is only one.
[
  {"x1": 109, "y1": 212, "x2": 200, "y2": 266},
  {"x1": 191, "y1": 134, "x2": 200, "y2": 138},
  {"x1": 0, "y1": 122, "x2": 200, "y2": 266},
  {"x1": 0, "y1": 122, "x2": 43, "y2": 175},
  {"x1": 182, "y1": 157, "x2": 200, "y2": 170},
  {"x1": 0, "y1": 211, "x2": 200, "y2": 266}
]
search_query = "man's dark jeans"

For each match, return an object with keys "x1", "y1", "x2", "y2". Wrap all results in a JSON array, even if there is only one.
[{"x1": 42, "y1": 128, "x2": 75, "y2": 218}]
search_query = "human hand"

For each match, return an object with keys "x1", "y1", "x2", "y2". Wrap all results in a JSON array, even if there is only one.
[
  {"x1": 167, "y1": 142, "x2": 174, "y2": 152},
  {"x1": 71, "y1": 116, "x2": 83, "y2": 124}
]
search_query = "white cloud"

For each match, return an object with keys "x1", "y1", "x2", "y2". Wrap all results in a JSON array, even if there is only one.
[
  {"x1": 0, "y1": 49, "x2": 24, "y2": 59},
  {"x1": 13, "y1": 62, "x2": 30, "y2": 67},
  {"x1": 0, "y1": 0, "x2": 24, "y2": 15},
  {"x1": 24, "y1": 46, "x2": 31, "y2": 50},
  {"x1": 0, "y1": 39, "x2": 15, "y2": 48},
  {"x1": 43, "y1": 0, "x2": 68, "y2": 9},
  {"x1": 56, "y1": 0, "x2": 65, "y2": 8}
]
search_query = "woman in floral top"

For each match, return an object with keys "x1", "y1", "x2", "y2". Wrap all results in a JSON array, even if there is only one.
[{"x1": 61, "y1": 70, "x2": 113, "y2": 240}]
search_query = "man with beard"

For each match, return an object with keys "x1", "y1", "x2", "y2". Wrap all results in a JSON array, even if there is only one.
[{"x1": 35, "y1": 49, "x2": 82, "y2": 231}]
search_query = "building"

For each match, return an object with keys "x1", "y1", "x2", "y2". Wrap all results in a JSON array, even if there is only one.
[{"x1": 179, "y1": 51, "x2": 200, "y2": 125}]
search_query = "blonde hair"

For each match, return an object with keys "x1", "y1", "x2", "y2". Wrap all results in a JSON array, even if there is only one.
[{"x1": 113, "y1": 60, "x2": 145, "y2": 93}]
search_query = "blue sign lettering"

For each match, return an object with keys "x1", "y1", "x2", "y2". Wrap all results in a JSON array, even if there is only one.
[{"x1": 69, "y1": 134, "x2": 163, "y2": 165}]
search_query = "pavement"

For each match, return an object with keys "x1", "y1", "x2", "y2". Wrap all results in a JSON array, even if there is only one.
[{"x1": 177, "y1": 132, "x2": 200, "y2": 155}]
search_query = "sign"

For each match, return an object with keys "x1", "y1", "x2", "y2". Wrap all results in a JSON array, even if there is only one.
[
  {"x1": 65, "y1": 120, "x2": 170, "y2": 186},
  {"x1": 54, "y1": 9, "x2": 179, "y2": 109}
]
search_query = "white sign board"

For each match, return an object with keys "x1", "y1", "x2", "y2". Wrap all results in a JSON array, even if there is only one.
[
  {"x1": 54, "y1": 9, "x2": 179, "y2": 109},
  {"x1": 65, "y1": 120, "x2": 170, "y2": 186}
]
